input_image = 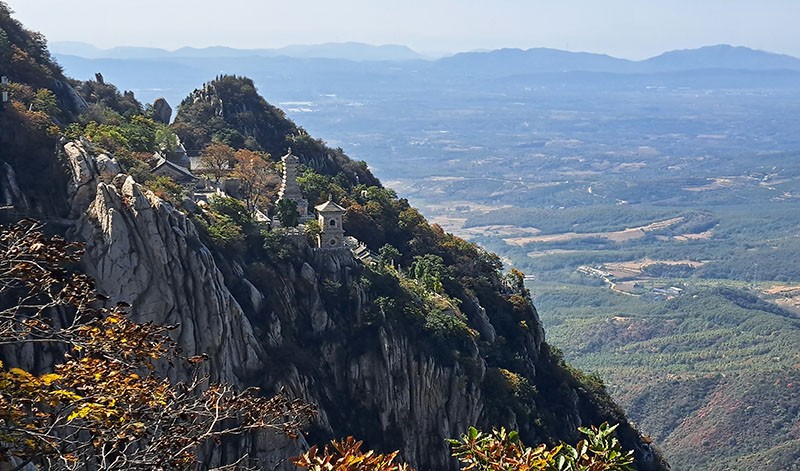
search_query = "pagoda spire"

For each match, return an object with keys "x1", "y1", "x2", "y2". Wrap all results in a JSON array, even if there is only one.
[{"x1": 277, "y1": 148, "x2": 309, "y2": 219}]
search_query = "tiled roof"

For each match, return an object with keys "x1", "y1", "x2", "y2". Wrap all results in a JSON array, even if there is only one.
[
  {"x1": 153, "y1": 157, "x2": 196, "y2": 180},
  {"x1": 314, "y1": 199, "x2": 346, "y2": 213}
]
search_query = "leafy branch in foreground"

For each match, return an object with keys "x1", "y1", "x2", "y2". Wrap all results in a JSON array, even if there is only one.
[
  {"x1": 292, "y1": 423, "x2": 634, "y2": 471},
  {"x1": 0, "y1": 220, "x2": 315, "y2": 470},
  {"x1": 449, "y1": 422, "x2": 634, "y2": 471}
]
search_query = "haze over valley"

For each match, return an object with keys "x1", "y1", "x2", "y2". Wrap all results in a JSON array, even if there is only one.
[{"x1": 49, "y1": 42, "x2": 800, "y2": 469}]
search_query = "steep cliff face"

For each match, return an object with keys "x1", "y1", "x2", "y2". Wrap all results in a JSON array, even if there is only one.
[
  {"x1": 63, "y1": 140, "x2": 264, "y2": 384},
  {"x1": 232, "y1": 249, "x2": 487, "y2": 470},
  {"x1": 58, "y1": 140, "x2": 666, "y2": 470}
]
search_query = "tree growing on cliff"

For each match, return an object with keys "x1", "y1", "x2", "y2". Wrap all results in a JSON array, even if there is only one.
[
  {"x1": 379, "y1": 244, "x2": 401, "y2": 269},
  {"x1": 0, "y1": 220, "x2": 314, "y2": 470},
  {"x1": 199, "y1": 142, "x2": 236, "y2": 183},
  {"x1": 275, "y1": 199, "x2": 300, "y2": 227},
  {"x1": 304, "y1": 219, "x2": 322, "y2": 242},
  {"x1": 410, "y1": 254, "x2": 450, "y2": 294},
  {"x1": 233, "y1": 148, "x2": 276, "y2": 214}
]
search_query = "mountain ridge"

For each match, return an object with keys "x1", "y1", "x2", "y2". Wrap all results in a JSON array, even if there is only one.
[
  {"x1": 51, "y1": 40, "x2": 800, "y2": 71},
  {"x1": 641, "y1": 44, "x2": 800, "y2": 72},
  {"x1": 50, "y1": 40, "x2": 426, "y2": 62},
  {"x1": 438, "y1": 44, "x2": 800, "y2": 74}
]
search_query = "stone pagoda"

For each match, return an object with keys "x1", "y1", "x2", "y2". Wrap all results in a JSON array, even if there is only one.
[
  {"x1": 277, "y1": 148, "x2": 311, "y2": 222},
  {"x1": 314, "y1": 196, "x2": 346, "y2": 249}
]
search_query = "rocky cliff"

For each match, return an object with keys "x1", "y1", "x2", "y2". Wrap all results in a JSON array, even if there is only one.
[
  {"x1": 60, "y1": 139, "x2": 482, "y2": 468},
  {"x1": 50, "y1": 139, "x2": 665, "y2": 470}
]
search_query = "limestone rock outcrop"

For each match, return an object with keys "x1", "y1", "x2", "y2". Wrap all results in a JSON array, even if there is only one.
[
  {"x1": 52, "y1": 79, "x2": 90, "y2": 116},
  {"x1": 64, "y1": 140, "x2": 262, "y2": 384},
  {"x1": 57, "y1": 141, "x2": 665, "y2": 470},
  {"x1": 63, "y1": 140, "x2": 120, "y2": 218}
]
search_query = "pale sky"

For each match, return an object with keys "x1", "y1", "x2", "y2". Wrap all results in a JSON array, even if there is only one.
[{"x1": 7, "y1": 0, "x2": 800, "y2": 59}]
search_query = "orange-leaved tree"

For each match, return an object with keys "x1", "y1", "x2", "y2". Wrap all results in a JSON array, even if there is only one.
[
  {"x1": 199, "y1": 142, "x2": 236, "y2": 183},
  {"x1": 233, "y1": 148, "x2": 277, "y2": 214},
  {"x1": 291, "y1": 436, "x2": 414, "y2": 471},
  {"x1": 0, "y1": 220, "x2": 315, "y2": 470}
]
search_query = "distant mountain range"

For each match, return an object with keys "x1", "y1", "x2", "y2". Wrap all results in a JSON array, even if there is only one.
[
  {"x1": 50, "y1": 41, "x2": 426, "y2": 62},
  {"x1": 641, "y1": 44, "x2": 800, "y2": 72},
  {"x1": 438, "y1": 45, "x2": 800, "y2": 74},
  {"x1": 51, "y1": 41, "x2": 800, "y2": 72}
]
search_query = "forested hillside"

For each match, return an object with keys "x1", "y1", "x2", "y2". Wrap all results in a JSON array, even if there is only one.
[{"x1": 0, "y1": 3, "x2": 666, "y2": 470}]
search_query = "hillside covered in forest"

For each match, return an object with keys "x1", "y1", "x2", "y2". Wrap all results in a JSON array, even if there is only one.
[{"x1": 0, "y1": 4, "x2": 667, "y2": 470}]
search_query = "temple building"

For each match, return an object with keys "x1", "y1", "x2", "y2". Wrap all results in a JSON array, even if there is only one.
[
  {"x1": 151, "y1": 156, "x2": 197, "y2": 184},
  {"x1": 275, "y1": 148, "x2": 353, "y2": 251}
]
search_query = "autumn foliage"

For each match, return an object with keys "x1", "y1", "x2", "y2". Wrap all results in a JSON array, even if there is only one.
[
  {"x1": 199, "y1": 142, "x2": 236, "y2": 182},
  {"x1": 291, "y1": 436, "x2": 413, "y2": 471},
  {"x1": 233, "y1": 148, "x2": 277, "y2": 214},
  {"x1": 291, "y1": 423, "x2": 634, "y2": 471},
  {"x1": 0, "y1": 220, "x2": 314, "y2": 470},
  {"x1": 448, "y1": 423, "x2": 634, "y2": 471}
]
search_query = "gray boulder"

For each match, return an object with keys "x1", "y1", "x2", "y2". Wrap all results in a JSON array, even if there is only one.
[{"x1": 152, "y1": 97, "x2": 172, "y2": 124}]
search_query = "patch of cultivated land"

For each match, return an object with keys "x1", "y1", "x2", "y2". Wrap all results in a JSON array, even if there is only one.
[
  {"x1": 527, "y1": 249, "x2": 583, "y2": 258},
  {"x1": 464, "y1": 225, "x2": 542, "y2": 238},
  {"x1": 683, "y1": 177, "x2": 741, "y2": 192},
  {"x1": 428, "y1": 216, "x2": 468, "y2": 235},
  {"x1": 673, "y1": 229, "x2": 714, "y2": 241},
  {"x1": 418, "y1": 201, "x2": 517, "y2": 236},
  {"x1": 604, "y1": 258, "x2": 706, "y2": 278},
  {"x1": 503, "y1": 216, "x2": 684, "y2": 246},
  {"x1": 760, "y1": 285, "x2": 800, "y2": 313}
]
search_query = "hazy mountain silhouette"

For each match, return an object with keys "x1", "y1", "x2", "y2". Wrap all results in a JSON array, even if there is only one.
[
  {"x1": 52, "y1": 41, "x2": 800, "y2": 71},
  {"x1": 435, "y1": 47, "x2": 636, "y2": 75},
  {"x1": 50, "y1": 41, "x2": 425, "y2": 62},
  {"x1": 434, "y1": 45, "x2": 800, "y2": 75},
  {"x1": 640, "y1": 44, "x2": 800, "y2": 72},
  {"x1": 272, "y1": 42, "x2": 424, "y2": 61}
]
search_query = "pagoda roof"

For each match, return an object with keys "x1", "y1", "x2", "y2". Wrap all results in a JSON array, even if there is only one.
[
  {"x1": 282, "y1": 149, "x2": 299, "y2": 163},
  {"x1": 315, "y1": 198, "x2": 346, "y2": 213}
]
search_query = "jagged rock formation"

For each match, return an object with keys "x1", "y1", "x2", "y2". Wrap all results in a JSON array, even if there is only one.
[
  {"x1": 57, "y1": 139, "x2": 666, "y2": 470},
  {"x1": 52, "y1": 79, "x2": 90, "y2": 116},
  {"x1": 0, "y1": 162, "x2": 29, "y2": 211},
  {"x1": 63, "y1": 139, "x2": 120, "y2": 217},
  {"x1": 64, "y1": 140, "x2": 262, "y2": 384}
]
